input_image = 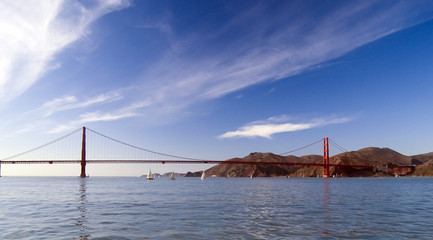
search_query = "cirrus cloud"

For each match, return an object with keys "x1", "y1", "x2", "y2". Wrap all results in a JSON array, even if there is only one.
[
  {"x1": 219, "y1": 116, "x2": 351, "y2": 139},
  {"x1": 0, "y1": 0, "x2": 131, "y2": 103}
]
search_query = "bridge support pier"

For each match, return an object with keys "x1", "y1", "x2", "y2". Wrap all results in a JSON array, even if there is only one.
[
  {"x1": 323, "y1": 137, "x2": 329, "y2": 178},
  {"x1": 80, "y1": 127, "x2": 86, "y2": 178}
]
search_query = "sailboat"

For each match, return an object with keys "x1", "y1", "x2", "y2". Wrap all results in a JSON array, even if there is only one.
[
  {"x1": 170, "y1": 171, "x2": 175, "y2": 180},
  {"x1": 201, "y1": 171, "x2": 206, "y2": 180},
  {"x1": 147, "y1": 169, "x2": 154, "y2": 180}
]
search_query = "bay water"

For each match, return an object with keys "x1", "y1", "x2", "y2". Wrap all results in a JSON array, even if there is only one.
[{"x1": 0, "y1": 177, "x2": 432, "y2": 239}]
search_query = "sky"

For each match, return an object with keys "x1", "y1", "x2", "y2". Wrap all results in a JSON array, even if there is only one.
[{"x1": 1, "y1": 0, "x2": 433, "y2": 176}]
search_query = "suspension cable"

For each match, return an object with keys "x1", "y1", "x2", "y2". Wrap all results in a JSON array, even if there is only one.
[
  {"x1": 279, "y1": 139, "x2": 322, "y2": 155},
  {"x1": 1, "y1": 127, "x2": 82, "y2": 161},
  {"x1": 329, "y1": 138, "x2": 348, "y2": 153},
  {"x1": 86, "y1": 127, "x2": 217, "y2": 161}
]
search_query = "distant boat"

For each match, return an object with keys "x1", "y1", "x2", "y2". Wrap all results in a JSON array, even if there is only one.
[
  {"x1": 250, "y1": 174, "x2": 253, "y2": 179},
  {"x1": 201, "y1": 171, "x2": 206, "y2": 180},
  {"x1": 147, "y1": 169, "x2": 154, "y2": 180},
  {"x1": 170, "y1": 171, "x2": 175, "y2": 180}
]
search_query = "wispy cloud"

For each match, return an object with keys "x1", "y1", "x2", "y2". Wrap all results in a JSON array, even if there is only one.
[
  {"x1": 9, "y1": 90, "x2": 130, "y2": 134},
  {"x1": 134, "y1": 1, "x2": 433, "y2": 113},
  {"x1": 48, "y1": 100, "x2": 151, "y2": 133},
  {"x1": 3, "y1": 0, "x2": 433, "y2": 135},
  {"x1": 219, "y1": 116, "x2": 351, "y2": 139},
  {"x1": 33, "y1": 92, "x2": 123, "y2": 117},
  {"x1": 137, "y1": 12, "x2": 173, "y2": 36},
  {"x1": 0, "y1": 0, "x2": 130, "y2": 103},
  {"x1": 78, "y1": 111, "x2": 137, "y2": 123}
]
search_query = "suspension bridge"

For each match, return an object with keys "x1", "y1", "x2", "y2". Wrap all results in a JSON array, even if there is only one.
[{"x1": 0, "y1": 127, "x2": 402, "y2": 178}]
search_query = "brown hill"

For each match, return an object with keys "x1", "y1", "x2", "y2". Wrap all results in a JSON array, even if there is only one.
[
  {"x1": 332, "y1": 147, "x2": 411, "y2": 166},
  {"x1": 184, "y1": 171, "x2": 203, "y2": 177},
  {"x1": 411, "y1": 153, "x2": 433, "y2": 176},
  {"x1": 410, "y1": 152, "x2": 433, "y2": 165},
  {"x1": 293, "y1": 147, "x2": 421, "y2": 177},
  {"x1": 205, "y1": 147, "x2": 433, "y2": 177},
  {"x1": 423, "y1": 159, "x2": 433, "y2": 166},
  {"x1": 205, "y1": 152, "x2": 321, "y2": 177}
]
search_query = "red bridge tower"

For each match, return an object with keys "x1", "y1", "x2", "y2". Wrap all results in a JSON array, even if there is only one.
[
  {"x1": 323, "y1": 137, "x2": 329, "y2": 178},
  {"x1": 80, "y1": 127, "x2": 86, "y2": 178}
]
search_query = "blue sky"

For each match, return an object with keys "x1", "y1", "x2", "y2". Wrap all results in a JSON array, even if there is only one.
[{"x1": 1, "y1": 0, "x2": 433, "y2": 176}]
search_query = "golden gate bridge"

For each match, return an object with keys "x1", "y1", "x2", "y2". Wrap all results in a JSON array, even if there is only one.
[{"x1": 0, "y1": 127, "x2": 397, "y2": 177}]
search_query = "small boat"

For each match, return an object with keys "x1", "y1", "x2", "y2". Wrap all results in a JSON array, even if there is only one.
[
  {"x1": 250, "y1": 174, "x2": 254, "y2": 179},
  {"x1": 170, "y1": 171, "x2": 175, "y2": 180},
  {"x1": 147, "y1": 169, "x2": 154, "y2": 180},
  {"x1": 201, "y1": 171, "x2": 206, "y2": 180}
]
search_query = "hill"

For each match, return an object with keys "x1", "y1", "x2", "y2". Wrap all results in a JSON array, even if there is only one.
[
  {"x1": 410, "y1": 152, "x2": 433, "y2": 176},
  {"x1": 297, "y1": 147, "x2": 410, "y2": 177},
  {"x1": 204, "y1": 147, "x2": 433, "y2": 177},
  {"x1": 410, "y1": 152, "x2": 433, "y2": 164},
  {"x1": 205, "y1": 152, "x2": 321, "y2": 177}
]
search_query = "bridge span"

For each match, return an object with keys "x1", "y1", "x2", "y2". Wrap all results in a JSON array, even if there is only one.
[{"x1": 0, "y1": 127, "x2": 409, "y2": 177}]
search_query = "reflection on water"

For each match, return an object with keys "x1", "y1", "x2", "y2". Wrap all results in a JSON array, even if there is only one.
[
  {"x1": 77, "y1": 179, "x2": 90, "y2": 240},
  {"x1": 319, "y1": 179, "x2": 333, "y2": 235},
  {"x1": 322, "y1": 179, "x2": 331, "y2": 207}
]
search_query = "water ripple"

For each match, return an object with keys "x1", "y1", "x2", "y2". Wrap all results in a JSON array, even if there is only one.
[{"x1": 0, "y1": 177, "x2": 433, "y2": 239}]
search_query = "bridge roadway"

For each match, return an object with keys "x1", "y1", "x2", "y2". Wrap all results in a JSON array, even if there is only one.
[{"x1": 0, "y1": 159, "x2": 374, "y2": 169}]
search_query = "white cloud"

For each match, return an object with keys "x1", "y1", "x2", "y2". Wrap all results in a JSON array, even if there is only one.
[
  {"x1": 219, "y1": 117, "x2": 351, "y2": 139},
  {"x1": 77, "y1": 99, "x2": 151, "y2": 124},
  {"x1": 0, "y1": 0, "x2": 130, "y2": 103},
  {"x1": 47, "y1": 100, "x2": 151, "y2": 133},
  {"x1": 34, "y1": 92, "x2": 123, "y2": 117},
  {"x1": 2, "y1": 0, "x2": 433, "y2": 135},
  {"x1": 78, "y1": 111, "x2": 137, "y2": 123},
  {"x1": 135, "y1": 1, "x2": 433, "y2": 113},
  {"x1": 48, "y1": 110, "x2": 136, "y2": 133},
  {"x1": 137, "y1": 12, "x2": 173, "y2": 36},
  {"x1": 220, "y1": 123, "x2": 314, "y2": 139}
]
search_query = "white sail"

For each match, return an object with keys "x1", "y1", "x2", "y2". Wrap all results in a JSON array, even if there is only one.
[
  {"x1": 147, "y1": 169, "x2": 154, "y2": 180},
  {"x1": 201, "y1": 171, "x2": 206, "y2": 180},
  {"x1": 170, "y1": 171, "x2": 175, "y2": 180}
]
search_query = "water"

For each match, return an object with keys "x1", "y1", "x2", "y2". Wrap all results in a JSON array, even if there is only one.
[{"x1": 0, "y1": 177, "x2": 432, "y2": 239}]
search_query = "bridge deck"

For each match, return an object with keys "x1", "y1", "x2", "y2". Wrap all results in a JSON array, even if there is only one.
[{"x1": 0, "y1": 159, "x2": 375, "y2": 169}]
